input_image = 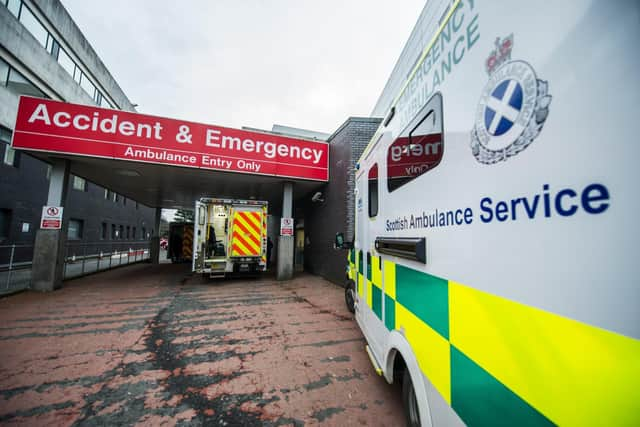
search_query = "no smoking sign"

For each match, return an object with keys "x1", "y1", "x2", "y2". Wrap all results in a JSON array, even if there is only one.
[{"x1": 41, "y1": 205, "x2": 64, "y2": 229}]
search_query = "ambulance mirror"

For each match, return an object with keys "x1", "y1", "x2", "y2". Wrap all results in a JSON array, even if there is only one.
[{"x1": 335, "y1": 232, "x2": 353, "y2": 249}]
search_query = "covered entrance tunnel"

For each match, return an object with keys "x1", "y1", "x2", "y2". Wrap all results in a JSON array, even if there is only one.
[{"x1": 11, "y1": 96, "x2": 331, "y2": 291}]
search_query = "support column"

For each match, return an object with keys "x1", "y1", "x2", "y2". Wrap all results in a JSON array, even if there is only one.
[
  {"x1": 149, "y1": 208, "x2": 162, "y2": 264},
  {"x1": 277, "y1": 182, "x2": 294, "y2": 280},
  {"x1": 32, "y1": 159, "x2": 70, "y2": 292}
]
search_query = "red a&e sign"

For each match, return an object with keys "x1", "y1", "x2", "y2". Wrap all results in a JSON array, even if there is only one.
[{"x1": 12, "y1": 97, "x2": 329, "y2": 181}]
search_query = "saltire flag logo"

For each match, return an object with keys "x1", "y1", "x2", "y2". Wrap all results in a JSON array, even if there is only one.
[{"x1": 471, "y1": 35, "x2": 552, "y2": 164}]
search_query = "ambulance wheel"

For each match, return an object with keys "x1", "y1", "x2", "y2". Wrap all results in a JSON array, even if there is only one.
[
  {"x1": 344, "y1": 280, "x2": 355, "y2": 313},
  {"x1": 402, "y1": 369, "x2": 420, "y2": 427}
]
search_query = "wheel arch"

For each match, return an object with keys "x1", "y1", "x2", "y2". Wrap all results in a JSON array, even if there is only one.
[{"x1": 384, "y1": 330, "x2": 433, "y2": 427}]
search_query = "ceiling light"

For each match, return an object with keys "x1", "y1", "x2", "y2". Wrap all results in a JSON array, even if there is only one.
[{"x1": 115, "y1": 169, "x2": 141, "y2": 177}]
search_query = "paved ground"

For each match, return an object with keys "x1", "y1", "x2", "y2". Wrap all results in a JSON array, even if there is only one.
[{"x1": 0, "y1": 263, "x2": 403, "y2": 426}]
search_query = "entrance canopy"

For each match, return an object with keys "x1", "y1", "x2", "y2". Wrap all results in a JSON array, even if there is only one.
[{"x1": 11, "y1": 96, "x2": 329, "y2": 209}]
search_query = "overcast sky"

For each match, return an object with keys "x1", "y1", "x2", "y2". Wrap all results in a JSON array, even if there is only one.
[{"x1": 61, "y1": 0, "x2": 425, "y2": 135}]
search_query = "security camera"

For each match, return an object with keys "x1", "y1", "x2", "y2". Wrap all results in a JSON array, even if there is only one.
[{"x1": 311, "y1": 192, "x2": 324, "y2": 203}]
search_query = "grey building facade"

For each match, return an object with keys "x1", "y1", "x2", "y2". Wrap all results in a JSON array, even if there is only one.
[
  {"x1": 302, "y1": 117, "x2": 381, "y2": 285},
  {"x1": 0, "y1": 0, "x2": 154, "y2": 257}
]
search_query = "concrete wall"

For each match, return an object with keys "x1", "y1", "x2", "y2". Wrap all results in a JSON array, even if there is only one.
[
  {"x1": 302, "y1": 117, "x2": 381, "y2": 285},
  {"x1": 33, "y1": 0, "x2": 134, "y2": 110},
  {"x1": 0, "y1": 0, "x2": 152, "y2": 259},
  {"x1": 0, "y1": 0, "x2": 136, "y2": 128}
]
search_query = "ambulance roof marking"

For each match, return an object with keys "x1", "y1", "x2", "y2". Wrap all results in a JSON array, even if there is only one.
[{"x1": 358, "y1": 0, "x2": 461, "y2": 164}]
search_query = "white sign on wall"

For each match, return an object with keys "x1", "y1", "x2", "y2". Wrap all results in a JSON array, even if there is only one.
[
  {"x1": 40, "y1": 206, "x2": 63, "y2": 229},
  {"x1": 280, "y1": 217, "x2": 294, "y2": 236}
]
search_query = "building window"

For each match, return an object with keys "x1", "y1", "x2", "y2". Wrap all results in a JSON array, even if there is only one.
[
  {"x1": 0, "y1": 127, "x2": 18, "y2": 167},
  {"x1": 6, "y1": 68, "x2": 45, "y2": 98},
  {"x1": 57, "y1": 47, "x2": 76, "y2": 78},
  {"x1": 142, "y1": 227, "x2": 146, "y2": 239},
  {"x1": 67, "y1": 218, "x2": 84, "y2": 240},
  {"x1": 113, "y1": 192, "x2": 118, "y2": 202},
  {"x1": 368, "y1": 163, "x2": 379, "y2": 218},
  {"x1": 72, "y1": 175, "x2": 87, "y2": 191},
  {"x1": 6, "y1": 0, "x2": 21, "y2": 17},
  {"x1": 111, "y1": 224, "x2": 116, "y2": 239},
  {"x1": 126, "y1": 226, "x2": 130, "y2": 239},
  {"x1": 0, "y1": 208, "x2": 11, "y2": 243},
  {"x1": 119, "y1": 225, "x2": 124, "y2": 240},
  {"x1": 46, "y1": 36, "x2": 60, "y2": 59},
  {"x1": 79, "y1": 72, "x2": 96, "y2": 98},
  {"x1": 100, "y1": 95, "x2": 110, "y2": 108},
  {"x1": 101, "y1": 222, "x2": 107, "y2": 240},
  {"x1": 387, "y1": 93, "x2": 443, "y2": 193},
  {"x1": 0, "y1": 58, "x2": 8, "y2": 86},
  {"x1": 132, "y1": 227, "x2": 137, "y2": 240},
  {"x1": 19, "y1": 3, "x2": 48, "y2": 48},
  {"x1": 3, "y1": 145, "x2": 17, "y2": 167},
  {"x1": 4, "y1": 1, "x2": 114, "y2": 110},
  {"x1": 72, "y1": 66, "x2": 81, "y2": 84}
]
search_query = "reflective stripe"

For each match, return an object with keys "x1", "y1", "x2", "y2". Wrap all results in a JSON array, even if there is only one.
[
  {"x1": 450, "y1": 281, "x2": 640, "y2": 426},
  {"x1": 377, "y1": 261, "x2": 639, "y2": 425},
  {"x1": 182, "y1": 226, "x2": 193, "y2": 257},
  {"x1": 396, "y1": 302, "x2": 451, "y2": 404},
  {"x1": 383, "y1": 260, "x2": 396, "y2": 299}
]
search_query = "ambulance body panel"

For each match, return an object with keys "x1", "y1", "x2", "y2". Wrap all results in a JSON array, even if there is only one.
[{"x1": 346, "y1": 1, "x2": 640, "y2": 425}]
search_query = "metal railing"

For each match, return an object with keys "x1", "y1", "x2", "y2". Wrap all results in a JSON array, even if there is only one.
[
  {"x1": 0, "y1": 244, "x2": 34, "y2": 294},
  {"x1": 63, "y1": 240, "x2": 151, "y2": 279},
  {"x1": 0, "y1": 240, "x2": 151, "y2": 294}
]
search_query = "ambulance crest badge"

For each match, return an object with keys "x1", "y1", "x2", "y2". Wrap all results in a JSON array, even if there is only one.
[{"x1": 470, "y1": 35, "x2": 552, "y2": 164}]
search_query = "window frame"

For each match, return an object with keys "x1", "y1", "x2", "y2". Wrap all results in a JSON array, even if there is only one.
[
  {"x1": 67, "y1": 218, "x2": 84, "y2": 240},
  {"x1": 386, "y1": 92, "x2": 444, "y2": 193},
  {"x1": 0, "y1": 208, "x2": 12, "y2": 242},
  {"x1": 72, "y1": 175, "x2": 87, "y2": 191},
  {"x1": 368, "y1": 163, "x2": 379, "y2": 218}
]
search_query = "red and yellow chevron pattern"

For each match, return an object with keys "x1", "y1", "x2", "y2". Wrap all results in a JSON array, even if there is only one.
[
  {"x1": 230, "y1": 210, "x2": 263, "y2": 257},
  {"x1": 182, "y1": 225, "x2": 193, "y2": 258},
  {"x1": 261, "y1": 206, "x2": 267, "y2": 265}
]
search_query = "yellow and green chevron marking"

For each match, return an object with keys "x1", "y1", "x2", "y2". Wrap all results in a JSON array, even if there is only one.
[
  {"x1": 348, "y1": 248, "x2": 356, "y2": 282},
  {"x1": 349, "y1": 252, "x2": 640, "y2": 426}
]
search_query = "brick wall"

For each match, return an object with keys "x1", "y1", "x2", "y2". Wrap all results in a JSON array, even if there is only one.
[{"x1": 303, "y1": 117, "x2": 381, "y2": 285}]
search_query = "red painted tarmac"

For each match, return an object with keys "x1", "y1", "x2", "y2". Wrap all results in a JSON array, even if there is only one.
[{"x1": 0, "y1": 263, "x2": 403, "y2": 426}]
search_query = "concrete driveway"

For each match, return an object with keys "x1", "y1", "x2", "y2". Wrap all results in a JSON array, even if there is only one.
[{"x1": 0, "y1": 263, "x2": 402, "y2": 426}]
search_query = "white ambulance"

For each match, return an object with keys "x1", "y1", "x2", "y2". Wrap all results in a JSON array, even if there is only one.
[{"x1": 335, "y1": 0, "x2": 639, "y2": 425}]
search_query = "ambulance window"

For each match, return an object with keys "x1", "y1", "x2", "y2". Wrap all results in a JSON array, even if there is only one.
[
  {"x1": 387, "y1": 93, "x2": 443, "y2": 193},
  {"x1": 368, "y1": 163, "x2": 379, "y2": 218}
]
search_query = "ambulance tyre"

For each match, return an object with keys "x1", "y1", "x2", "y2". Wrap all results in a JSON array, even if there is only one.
[
  {"x1": 402, "y1": 369, "x2": 420, "y2": 427},
  {"x1": 344, "y1": 280, "x2": 355, "y2": 313}
]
